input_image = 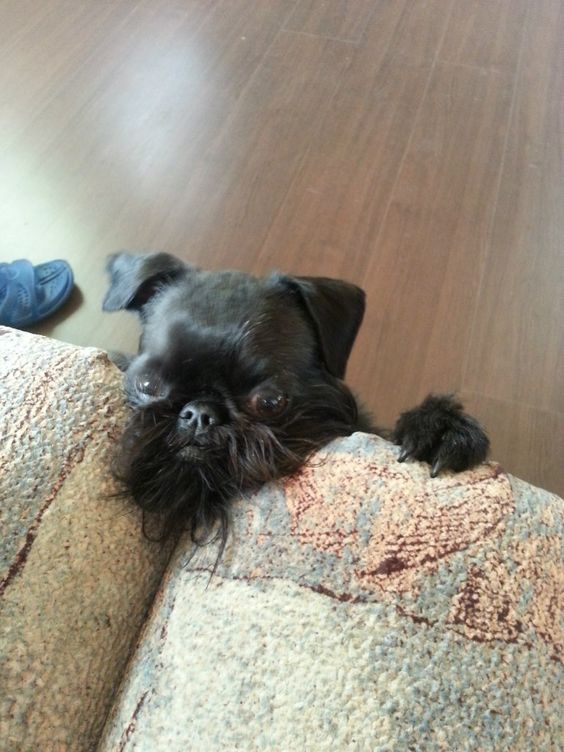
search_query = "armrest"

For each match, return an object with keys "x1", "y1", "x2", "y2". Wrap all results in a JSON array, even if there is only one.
[{"x1": 0, "y1": 328, "x2": 172, "y2": 750}]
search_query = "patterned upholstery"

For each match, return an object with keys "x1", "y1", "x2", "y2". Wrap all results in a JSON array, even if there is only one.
[
  {"x1": 101, "y1": 437, "x2": 562, "y2": 751},
  {"x1": 0, "y1": 328, "x2": 173, "y2": 750},
  {"x1": 1, "y1": 327, "x2": 562, "y2": 751}
]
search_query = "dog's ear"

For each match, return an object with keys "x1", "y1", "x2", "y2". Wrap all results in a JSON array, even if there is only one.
[
  {"x1": 279, "y1": 275, "x2": 365, "y2": 379},
  {"x1": 102, "y1": 252, "x2": 187, "y2": 312}
]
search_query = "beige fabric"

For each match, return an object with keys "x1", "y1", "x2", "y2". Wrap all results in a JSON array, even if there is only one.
[
  {"x1": 0, "y1": 328, "x2": 172, "y2": 751},
  {"x1": 1, "y1": 327, "x2": 562, "y2": 751},
  {"x1": 100, "y1": 438, "x2": 563, "y2": 752}
]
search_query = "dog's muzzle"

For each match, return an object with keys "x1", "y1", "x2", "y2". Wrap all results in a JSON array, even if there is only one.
[{"x1": 176, "y1": 400, "x2": 223, "y2": 446}]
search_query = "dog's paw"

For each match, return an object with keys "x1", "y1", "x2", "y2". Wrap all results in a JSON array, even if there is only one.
[{"x1": 392, "y1": 394, "x2": 489, "y2": 477}]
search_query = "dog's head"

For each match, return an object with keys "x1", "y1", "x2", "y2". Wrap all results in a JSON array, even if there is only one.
[{"x1": 103, "y1": 251, "x2": 365, "y2": 546}]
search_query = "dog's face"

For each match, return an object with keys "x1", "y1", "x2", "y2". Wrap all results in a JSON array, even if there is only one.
[{"x1": 103, "y1": 252, "x2": 366, "y2": 543}]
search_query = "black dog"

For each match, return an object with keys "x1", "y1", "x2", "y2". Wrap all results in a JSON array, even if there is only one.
[{"x1": 103, "y1": 252, "x2": 489, "y2": 549}]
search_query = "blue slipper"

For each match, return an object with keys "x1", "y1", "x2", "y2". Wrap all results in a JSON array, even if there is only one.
[{"x1": 0, "y1": 259, "x2": 74, "y2": 328}]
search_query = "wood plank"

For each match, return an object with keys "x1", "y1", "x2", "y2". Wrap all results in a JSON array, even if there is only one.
[
  {"x1": 154, "y1": 31, "x2": 352, "y2": 268},
  {"x1": 461, "y1": 392, "x2": 564, "y2": 497},
  {"x1": 92, "y1": 0, "x2": 296, "y2": 251},
  {"x1": 2, "y1": 0, "x2": 292, "y2": 352},
  {"x1": 284, "y1": 0, "x2": 374, "y2": 42},
  {"x1": 0, "y1": 0, "x2": 218, "y2": 210},
  {"x1": 0, "y1": 2, "x2": 127, "y2": 148},
  {"x1": 256, "y1": 0, "x2": 453, "y2": 278},
  {"x1": 0, "y1": 0, "x2": 214, "y2": 151},
  {"x1": 440, "y1": 0, "x2": 527, "y2": 72},
  {"x1": 348, "y1": 61, "x2": 516, "y2": 427},
  {"x1": 464, "y1": 0, "x2": 564, "y2": 416},
  {"x1": 29, "y1": 27, "x2": 349, "y2": 348}
]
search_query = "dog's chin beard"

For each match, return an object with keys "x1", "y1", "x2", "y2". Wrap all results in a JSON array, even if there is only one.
[{"x1": 112, "y1": 380, "x2": 359, "y2": 558}]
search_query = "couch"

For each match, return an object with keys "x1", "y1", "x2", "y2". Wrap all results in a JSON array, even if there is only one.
[{"x1": 0, "y1": 327, "x2": 562, "y2": 751}]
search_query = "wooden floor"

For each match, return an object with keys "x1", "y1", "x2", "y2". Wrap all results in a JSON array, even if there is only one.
[{"x1": 1, "y1": 0, "x2": 563, "y2": 495}]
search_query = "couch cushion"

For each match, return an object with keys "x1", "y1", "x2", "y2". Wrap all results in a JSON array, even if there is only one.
[
  {"x1": 0, "y1": 327, "x2": 173, "y2": 751},
  {"x1": 100, "y1": 435, "x2": 563, "y2": 750}
]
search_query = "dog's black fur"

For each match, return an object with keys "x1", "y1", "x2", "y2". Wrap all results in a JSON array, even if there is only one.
[{"x1": 103, "y1": 251, "x2": 489, "y2": 550}]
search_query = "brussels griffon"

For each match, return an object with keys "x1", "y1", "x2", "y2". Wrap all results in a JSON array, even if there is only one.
[{"x1": 103, "y1": 252, "x2": 489, "y2": 549}]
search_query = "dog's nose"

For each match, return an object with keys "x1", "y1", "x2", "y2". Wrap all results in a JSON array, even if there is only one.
[{"x1": 178, "y1": 401, "x2": 221, "y2": 436}]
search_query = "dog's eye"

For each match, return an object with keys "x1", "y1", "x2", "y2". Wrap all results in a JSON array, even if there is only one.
[
  {"x1": 134, "y1": 373, "x2": 167, "y2": 398},
  {"x1": 248, "y1": 389, "x2": 288, "y2": 419}
]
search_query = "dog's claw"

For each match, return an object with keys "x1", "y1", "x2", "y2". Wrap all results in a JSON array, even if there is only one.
[
  {"x1": 430, "y1": 457, "x2": 445, "y2": 478},
  {"x1": 397, "y1": 445, "x2": 412, "y2": 463},
  {"x1": 397, "y1": 449, "x2": 408, "y2": 463}
]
